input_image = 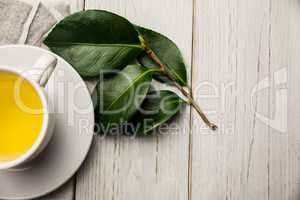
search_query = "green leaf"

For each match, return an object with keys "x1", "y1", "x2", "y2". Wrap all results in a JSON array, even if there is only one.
[
  {"x1": 44, "y1": 10, "x2": 143, "y2": 77},
  {"x1": 136, "y1": 26, "x2": 188, "y2": 86},
  {"x1": 91, "y1": 85, "x2": 100, "y2": 125},
  {"x1": 128, "y1": 90, "x2": 184, "y2": 136},
  {"x1": 95, "y1": 64, "x2": 157, "y2": 128}
]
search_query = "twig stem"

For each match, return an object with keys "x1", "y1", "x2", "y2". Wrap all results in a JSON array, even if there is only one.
[{"x1": 142, "y1": 45, "x2": 217, "y2": 130}]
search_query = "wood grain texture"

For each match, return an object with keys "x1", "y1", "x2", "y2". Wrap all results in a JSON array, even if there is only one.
[
  {"x1": 42, "y1": 0, "x2": 83, "y2": 12},
  {"x1": 75, "y1": 0, "x2": 193, "y2": 200},
  {"x1": 191, "y1": 0, "x2": 300, "y2": 199},
  {"x1": 268, "y1": 0, "x2": 300, "y2": 199}
]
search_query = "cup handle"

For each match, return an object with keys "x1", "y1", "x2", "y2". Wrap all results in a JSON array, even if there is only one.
[{"x1": 30, "y1": 54, "x2": 57, "y2": 87}]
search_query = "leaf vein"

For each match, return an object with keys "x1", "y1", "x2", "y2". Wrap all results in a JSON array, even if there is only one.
[
  {"x1": 106, "y1": 68, "x2": 158, "y2": 110},
  {"x1": 45, "y1": 42, "x2": 143, "y2": 49}
]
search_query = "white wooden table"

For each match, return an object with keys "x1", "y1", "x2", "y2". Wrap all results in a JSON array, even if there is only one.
[{"x1": 39, "y1": 0, "x2": 300, "y2": 199}]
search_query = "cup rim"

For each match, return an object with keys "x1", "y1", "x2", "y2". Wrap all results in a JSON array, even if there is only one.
[{"x1": 0, "y1": 66, "x2": 50, "y2": 170}]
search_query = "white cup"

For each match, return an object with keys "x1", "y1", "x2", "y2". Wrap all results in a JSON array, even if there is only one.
[{"x1": 0, "y1": 53, "x2": 57, "y2": 170}]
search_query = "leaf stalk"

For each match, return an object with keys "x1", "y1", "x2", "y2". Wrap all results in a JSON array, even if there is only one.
[{"x1": 141, "y1": 42, "x2": 217, "y2": 131}]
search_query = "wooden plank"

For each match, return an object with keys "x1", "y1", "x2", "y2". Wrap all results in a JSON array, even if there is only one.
[
  {"x1": 191, "y1": 0, "x2": 244, "y2": 198},
  {"x1": 42, "y1": 0, "x2": 83, "y2": 13},
  {"x1": 70, "y1": 0, "x2": 84, "y2": 12},
  {"x1": 192, "y1": 0, "x2": 271, "y2": 199},
  {"x1": 268, "y1": 0, "x2": 300, "y2": 199},
  {"x1": 191, "y1": 0, "x2": 300, "y2": 199},
  {"x1": 75, "y1": 0, "x2": 193, "y2": 200}
]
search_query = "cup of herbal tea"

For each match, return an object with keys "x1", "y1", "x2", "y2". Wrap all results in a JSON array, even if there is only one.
[{"x1": 0, "y1": 50, "x2": 57, "y2": 170}]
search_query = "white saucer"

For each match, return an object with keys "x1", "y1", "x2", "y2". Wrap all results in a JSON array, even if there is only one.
[{"x1": 0, "y1": 45, "x2": 94, "y2": 200}]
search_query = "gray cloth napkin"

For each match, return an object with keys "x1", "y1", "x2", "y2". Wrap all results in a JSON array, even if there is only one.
[{"x1": 0, "y1": 0, "x2": 69, "y2": 46}]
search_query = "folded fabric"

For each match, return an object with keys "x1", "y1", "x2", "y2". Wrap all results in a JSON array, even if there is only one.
[{"x1": 0, "y1": 0, "x2": 69, "y2": 46}]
